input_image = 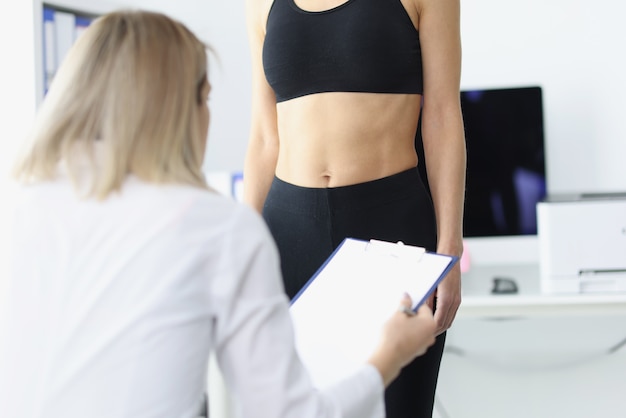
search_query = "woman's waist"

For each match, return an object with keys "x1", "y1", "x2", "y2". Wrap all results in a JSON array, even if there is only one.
[
  {"x1": 266, "y1": 165, "x2": 426, "y2": 214},
  {"x1": 275, "y1": 156, "x2": 418, "y2": 188},
  {"x1": 275, "y1": 138, "x2": 418, "y2": 188},
  {"x1": 276, "y1": 155, "x2": 417, "y2": 188}
]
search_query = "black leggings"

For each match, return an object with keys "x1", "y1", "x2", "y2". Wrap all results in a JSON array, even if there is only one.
[{"x1": 263, "y1": 167, "x2": 445, "y2": 418}]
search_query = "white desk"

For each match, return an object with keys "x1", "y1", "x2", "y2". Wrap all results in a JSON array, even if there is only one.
[
  {"x1": 458, "y1": 263, "x2": 626, "y2": 318},
  {"x1": 438, "y1": 263, "x2": 626, "y2": 418}
]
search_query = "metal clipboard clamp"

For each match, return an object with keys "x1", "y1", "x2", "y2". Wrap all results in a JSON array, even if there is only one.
[{"x1": 365, "y1": 239, "x2": 426, "y2": 261}]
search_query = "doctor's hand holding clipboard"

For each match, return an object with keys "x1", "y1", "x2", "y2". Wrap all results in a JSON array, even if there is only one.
[
  {"x1": 368, "y1": 293, "x2": 437, "y2": 386},
  {"x1": 290, "y1": 238, "x2": 459, "y2": 390}
]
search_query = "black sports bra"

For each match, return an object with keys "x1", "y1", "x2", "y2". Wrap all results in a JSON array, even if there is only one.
[{"x1": 262, "y1": 0, "x2": 423, "y2": 103}]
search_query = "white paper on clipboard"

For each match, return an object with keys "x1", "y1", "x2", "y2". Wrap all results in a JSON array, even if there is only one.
[{"x1": 289, "y1": 238, "x2": 458, "y2": 389}]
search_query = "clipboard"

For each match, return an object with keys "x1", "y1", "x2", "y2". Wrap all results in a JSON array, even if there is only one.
[{"x1": 289, "y1": 238, "x2": 458, "y2": 389}]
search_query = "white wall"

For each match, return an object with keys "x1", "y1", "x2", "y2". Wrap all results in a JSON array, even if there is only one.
[
  {"x1": 0, "y1": 2, "x2": 38, "y2": 287},
  {"x1": 117, "y1": 0, "x2": 251, "y2": 174},
  {"x1": 460, "y1": 0, "x2": 626, "y2": 195}
]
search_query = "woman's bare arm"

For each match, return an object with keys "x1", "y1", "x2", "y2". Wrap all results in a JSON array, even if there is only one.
[
  {"x1": 243, "y1": 0, "x2": 280, "y2": 213},
  {"x1": 417, "y1": 0, "x2": 466, "y2": 335}
]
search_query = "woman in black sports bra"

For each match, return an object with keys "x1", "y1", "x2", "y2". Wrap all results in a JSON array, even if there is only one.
[{"x1": 244, "y1": 0, "x2": 466, "y2": 417}]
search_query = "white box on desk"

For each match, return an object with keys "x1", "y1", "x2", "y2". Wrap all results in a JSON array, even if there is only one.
[{"x1": 537, "y1": 194, "x2": 626, "y2": 294}]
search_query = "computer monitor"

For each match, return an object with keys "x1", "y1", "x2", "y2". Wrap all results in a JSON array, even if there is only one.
[{"x1": 460, "y1": 86, "x2": 547, "y2": 237}]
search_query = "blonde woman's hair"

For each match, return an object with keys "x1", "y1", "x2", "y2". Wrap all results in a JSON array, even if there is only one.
[{"x1": 13, "y1": 10, "x2": 209, "y2": 198}]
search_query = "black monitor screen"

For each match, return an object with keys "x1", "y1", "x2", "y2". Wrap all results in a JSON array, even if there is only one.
[
  {"x1": 461, "y1": 86, "x2": 547, "y2": 237},
  {"x1": 415, "y1": 86, "x2": 547, "y2": 238}
]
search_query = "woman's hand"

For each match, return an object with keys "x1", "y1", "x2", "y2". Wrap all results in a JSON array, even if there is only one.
[
  {"x1": 431, "y1": 262, "x2": 462, "y2": 335},
  {"x1": 367, "y1": 294, "x2": 437, "y2": 386}
]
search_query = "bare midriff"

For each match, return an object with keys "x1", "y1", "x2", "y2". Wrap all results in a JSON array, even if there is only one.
[{"x1": 275, "y1": 92, "x2": 423, "y2": 188}]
